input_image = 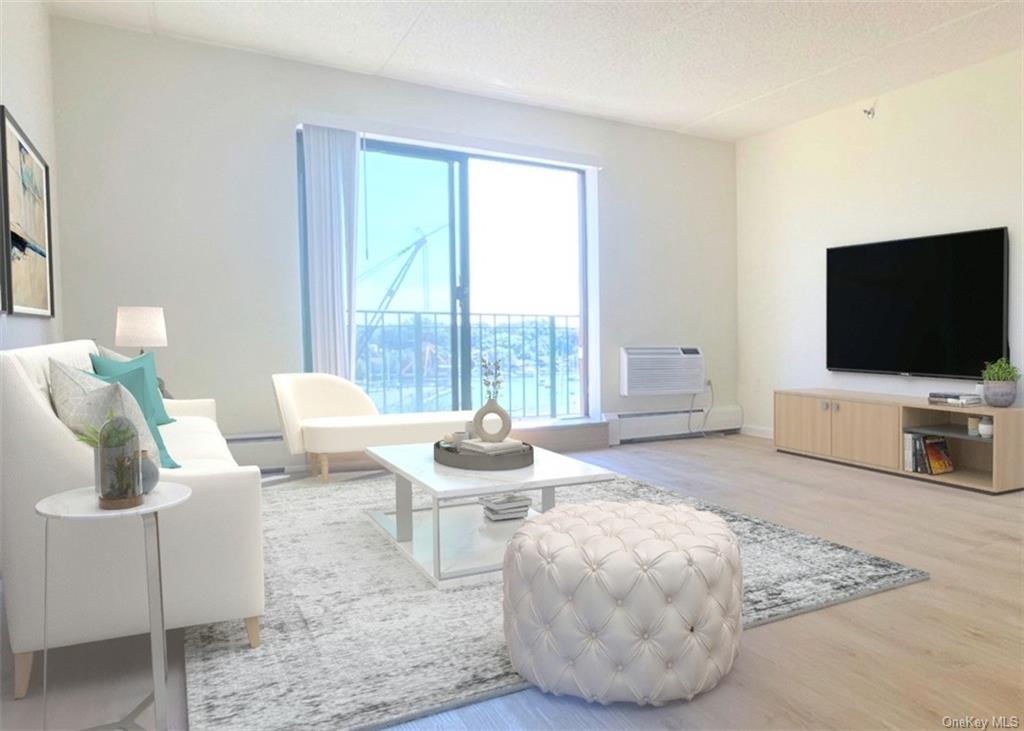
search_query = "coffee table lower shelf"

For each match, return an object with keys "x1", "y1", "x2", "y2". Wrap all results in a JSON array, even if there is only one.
[{"x1": 367, "y1": 502, "x2": 539, "y2": 588}]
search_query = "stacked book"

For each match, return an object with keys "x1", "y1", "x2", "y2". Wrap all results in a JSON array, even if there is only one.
[
  {"x1": 903, "y1": 433, "x2": 955, "y2": 475},
  {"x1": 479, "y1": 494, "x2": 532, "y2": 522},
  {"x1": 459, "y1": 438, "x2": 526, "y2": 455},
  {"x1": 928, "y1": 392, "x2": 983, "y2": 407}
]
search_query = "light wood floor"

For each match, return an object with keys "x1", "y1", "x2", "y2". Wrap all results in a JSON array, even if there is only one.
[
  {"x1": 3, "y1": 435, "x2": 1022, "y2": 730},
  {"x1": 398, "y1": 435, "x2": 1024, "y2": 730}
]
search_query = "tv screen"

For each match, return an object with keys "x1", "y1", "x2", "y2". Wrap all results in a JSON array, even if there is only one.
[{"x1": 827, "y1": 228, "x2": 1008, "y2": 379}]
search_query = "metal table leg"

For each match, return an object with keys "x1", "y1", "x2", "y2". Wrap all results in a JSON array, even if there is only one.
[
  {"x1": 142, "y1": 512, "x2": 168, "y2": 731},
  {"x1": 395, "y1": 476, "x2": 413, "y2": 542},
  {"x1": 432, "y1": 498, "x2": 442, "y2": 581},
  {"x1": 42, "y1": 518, "x2": 49, "y2": 731},
  {"x1": 76, "y1": 513, "x2": 166, "y2": 731},
  {"x1": 82, "y1": 693, "x2": 153, "y2": 731},
  {"x1": 41, "y1": 517, "x2": 158, "y2": 731},
  {"x1": 541, "y1": 486, "x2": 555, "y2": 512}
]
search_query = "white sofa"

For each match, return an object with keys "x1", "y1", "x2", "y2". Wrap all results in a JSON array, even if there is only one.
[
  {"x1": 272, "y1": 373, "x2": 472, "y2": 481},
  {"x1": 1, "y1": 340, "x2": 264, "y2": 699}
]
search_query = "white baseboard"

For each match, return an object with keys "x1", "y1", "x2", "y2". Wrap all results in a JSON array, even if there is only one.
[
  {"x1": 227, "y1": 436, "x2": 306, "y2": 471},
  {"x1": 227, "y1": 418, "x2": 614, "y2": 472},
  {"x1": 605, "y1": 404, "x2": 742, "y2": 445},
  {"x1": 229, "y1": 408, "x2": 752, "y2": 468},
  {"x1": 740, "y1": 424, "x2": 773, "y2": 440},
  {"x1": 705, "y1": 404, "x2": 743, "y2": 433}
]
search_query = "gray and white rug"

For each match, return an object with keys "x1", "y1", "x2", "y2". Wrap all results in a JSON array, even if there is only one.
[{"x1": 184, "y1": 474, "x2": 927, "y2": 730}]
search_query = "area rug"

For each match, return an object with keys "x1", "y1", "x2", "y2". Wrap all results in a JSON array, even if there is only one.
[{"x1": 184, "y1": 474, "x2": 927, "y2": 730}]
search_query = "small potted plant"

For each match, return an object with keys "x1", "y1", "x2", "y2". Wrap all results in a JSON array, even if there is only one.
[
  {"x1": 981, "y1": 357, "x2": 1020, "y2": 407},
  {"x1": 78, "y1": 413, "x2": 143, "y2": 509},
  {"x1": 473, "y1": 354, "x2": 511, "y2": 442}
]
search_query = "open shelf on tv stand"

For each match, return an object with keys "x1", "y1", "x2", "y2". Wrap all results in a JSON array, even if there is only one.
[
  {"x1": 774, "y1": 389, "x2": 1023, "y2": 494},
  {"x1": 902, "y1": 423, "x2": 991, "y2": 443}
]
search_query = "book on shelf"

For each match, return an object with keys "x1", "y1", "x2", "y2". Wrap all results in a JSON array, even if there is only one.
[
  {"x1": 904, "y1": 433, "x2": 956, "y2": 475},
  {"x1": 928, "y1": 392, "x2": 983, "y2": 406},
  {"x1": 923, "y1": 436, "x2": 955, "y2": 475},
  {"x1": 917, "y1": 432, "x2": 933, "y2": 473}
]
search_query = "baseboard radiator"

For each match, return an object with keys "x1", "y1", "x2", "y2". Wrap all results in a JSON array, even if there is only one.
[{"x1": 606, "y1": 410, "x2": 710, "y2": 445}]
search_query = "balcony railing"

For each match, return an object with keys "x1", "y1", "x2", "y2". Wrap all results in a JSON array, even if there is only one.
[{"x1": 355, "y1": 310, "x2": 582, "y2": 419}]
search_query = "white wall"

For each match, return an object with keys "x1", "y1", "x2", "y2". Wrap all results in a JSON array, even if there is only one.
[
  {"x1": 0, "y1": 0, "x2": 62, "y2": 349},
  {"x1": 51, "y1": 19, "x2": 739, "y2": 436},
  {"x1": 737, "y1": 51, "x2": 1023, "y2": 437}
]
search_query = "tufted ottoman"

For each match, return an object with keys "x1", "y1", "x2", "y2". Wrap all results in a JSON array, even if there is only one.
[{"x1": 503, "y1": 501, "x2": 742, "y2": 706}]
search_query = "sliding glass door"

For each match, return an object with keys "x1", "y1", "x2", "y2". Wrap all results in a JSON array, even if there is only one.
[
  {"x1": 355, "y1": 143, "x2": 461, "y2": 413},
  {"x1": 355, "y1": 139, "x2": 585, "y2": 419},
  {"x1": 466, "y1": 157, "x2": 584, "y2": 418}
]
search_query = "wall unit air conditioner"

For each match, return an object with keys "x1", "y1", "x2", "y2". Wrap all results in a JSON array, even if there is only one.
[{"x1": 619, "y1": 347, "x2": 705, "y2": 396}]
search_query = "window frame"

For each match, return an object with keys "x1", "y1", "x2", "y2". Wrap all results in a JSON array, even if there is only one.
[{"x1": 359, "y1": 137, "x2": 590, "y2": 419}]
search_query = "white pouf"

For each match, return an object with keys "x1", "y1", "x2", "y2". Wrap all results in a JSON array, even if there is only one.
[{"x1": 503, "y1": 501, "x2": 742, "y2": 706}]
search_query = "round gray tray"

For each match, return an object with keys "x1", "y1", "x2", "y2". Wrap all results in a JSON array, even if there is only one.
[{"x1": 434, "y1": 441, "x2": 534, "y2": 470}]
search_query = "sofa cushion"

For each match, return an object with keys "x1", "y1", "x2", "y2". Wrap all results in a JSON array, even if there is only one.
[
  {"x1": 96, "y1": 344, "x2": 131, "y2": 363},
  {"x1": 90, "y1": 351, "x2": 174, "y2": 426},
  {"x1": 49, "y1": 359, "x2": 158, "y2": 458},
  {"x1": 159, "y1": 416, "x2": 238, "y2": 468},
  {"x1": 98, "y1": 345, "x2": 177, "y2": 399},
  {"x1": 301, "y1": 411, "x2": 474, "y2": 453},
  {"x1": 91, "y1": 366, "x2": 180, "y2": 469}
]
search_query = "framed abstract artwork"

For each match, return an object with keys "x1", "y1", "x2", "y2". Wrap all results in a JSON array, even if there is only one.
[{"x1": 1, "y1": 106, "x2": 54, "y2": 317}]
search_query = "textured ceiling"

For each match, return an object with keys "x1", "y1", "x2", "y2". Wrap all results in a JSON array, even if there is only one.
[{"x1": 46, "y1": 1, "x2": 1024, "y2": 140}]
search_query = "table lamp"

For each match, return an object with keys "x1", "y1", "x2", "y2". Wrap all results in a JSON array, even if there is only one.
[
  {"x1": 115, "y1": 306, "x2": 167, "y2": 354},
  {"x1": 115, "y1": 306, "x2": 172, "y2": 396}
]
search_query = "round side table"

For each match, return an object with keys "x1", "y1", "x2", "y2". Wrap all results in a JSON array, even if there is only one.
[{"x1": 35, "y1": 482, "x2": 190, "y2": 731}]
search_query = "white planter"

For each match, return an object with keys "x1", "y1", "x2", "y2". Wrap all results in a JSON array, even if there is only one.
[{"x1": 472, "y1": 398, "x2": 512, "y2": 442}]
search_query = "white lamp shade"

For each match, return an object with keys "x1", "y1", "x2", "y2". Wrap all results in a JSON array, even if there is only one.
[{"x1": 115, "y1": 306, "x2": 168, "y2": 348}]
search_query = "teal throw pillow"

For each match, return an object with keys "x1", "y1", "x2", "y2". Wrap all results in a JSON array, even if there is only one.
[
  {"x1": 90, "y1": 351, "x2": 174, "y2": 426},
  {"x1": 90, "y1": 366, "x2": 180, "y2": 469}
]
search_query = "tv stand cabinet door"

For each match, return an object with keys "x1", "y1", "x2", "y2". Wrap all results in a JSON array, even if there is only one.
[
  {"x1": 775, "y1": 393, "x2": 831, "y2": 456},
  {"x1": 830, "y1": 400, "x2": 900, "y2": 470}
]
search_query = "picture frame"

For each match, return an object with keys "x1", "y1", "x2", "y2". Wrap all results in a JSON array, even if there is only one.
[{"x1": 1, "y1": 105, "x2": 54, "y2": 317}]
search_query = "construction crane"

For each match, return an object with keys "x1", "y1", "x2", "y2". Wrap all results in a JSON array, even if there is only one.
[{"x1": 357, "y1": 223, "x2": 448, "y2": 359}]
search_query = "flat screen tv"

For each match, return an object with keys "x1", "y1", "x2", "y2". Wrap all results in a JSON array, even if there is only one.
[{"x1": 827, "y1": 227, "x2": 1008, "y2": 379}]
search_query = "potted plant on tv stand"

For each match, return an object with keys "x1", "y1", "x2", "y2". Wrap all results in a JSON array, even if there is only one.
[{"x1": 981, "y1": 357, "x2": 1020, "y2": 408}]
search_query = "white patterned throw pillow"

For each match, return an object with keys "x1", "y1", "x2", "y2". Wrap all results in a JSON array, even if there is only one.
[
  {"x1": 96, "y1": 344, "x2": 131, "y2": 362},
  {"x1": 48, "y1": 358, "x2": 158, "y2": 456}
]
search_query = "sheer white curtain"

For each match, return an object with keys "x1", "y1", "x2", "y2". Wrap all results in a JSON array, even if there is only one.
[{"x1": 299, "y1": 125, "x2": 360, "y2": 378}]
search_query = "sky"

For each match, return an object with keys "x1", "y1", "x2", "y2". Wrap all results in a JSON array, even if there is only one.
[{"x1": 356, "y1": 150, "x2": 581, "y2": 317}]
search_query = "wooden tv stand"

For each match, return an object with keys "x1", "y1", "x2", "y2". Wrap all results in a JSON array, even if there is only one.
[{"x1": 774, "y1": 389, "x2": 1024, "y2": 493}]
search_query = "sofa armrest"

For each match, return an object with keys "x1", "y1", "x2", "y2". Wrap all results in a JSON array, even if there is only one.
[{"x1": 164, "y1": 398, "x2": 217, "y2": 422}]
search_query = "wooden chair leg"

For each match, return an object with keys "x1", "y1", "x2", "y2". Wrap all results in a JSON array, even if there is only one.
[
  {"x1": 13, "y1": 651, "x2": 33, "y2": 699},
  {"x1": 244, "y1": 616, "x2": 261, "y2": 649},
  {"x1": 319, "y1": 454, "x2": 329, "y2": 483},
  {"x1": 307, "y1": 452, "x2": 316, "y2": 478}
]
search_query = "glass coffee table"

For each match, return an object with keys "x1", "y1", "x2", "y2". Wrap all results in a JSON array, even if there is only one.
[{"x1": 366, "y1": 443, "x2": 614, "y2": 587}]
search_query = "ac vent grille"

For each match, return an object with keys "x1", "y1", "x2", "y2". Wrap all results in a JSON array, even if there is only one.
[{"x1": 620, "y1": 346, "x2": 705, "y2": 396}]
